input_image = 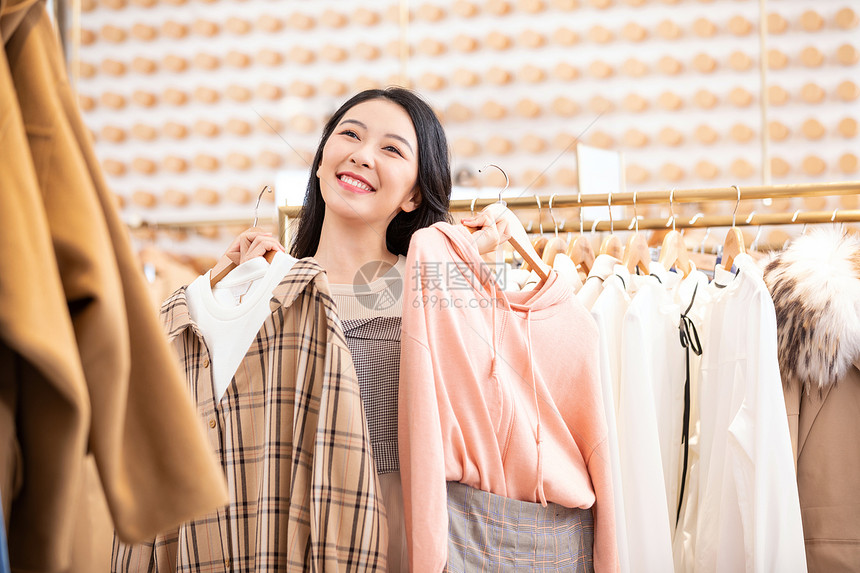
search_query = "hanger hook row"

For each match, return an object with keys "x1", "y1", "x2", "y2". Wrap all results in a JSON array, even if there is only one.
[
  {"x1": 479, "y1": 163, "x2": 509, "y2": 204},
  {"x1": 253, "y1": 185, "x2": 273, "y2": 227}
]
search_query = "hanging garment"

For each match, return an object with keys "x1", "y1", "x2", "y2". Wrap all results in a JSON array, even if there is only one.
[
  {"x1": 0, "y1": 1, "x2": 227, "y2": 570},
  {"x1": 670, "y1": 265, "x2": 710, "y2": 573},
  {"x1": 695, "y1": 254, "x2": 806, "y2": 572},
  {"x1": 763, "y1": 229, "x2": 860, "y2": 572},
  {"x1": 588, "y1": 269, "x2": 632, "y2": 573},
  {"x1": 576, "y1": 254, "x2": 619, "y2": 310},
  {"x1": 399, "y1": 223, "x2": 617, "y2": 573},
  {"x1": 445, "y1": 481, "x2": 595, "y2": 573},
  {"x1": 616, "y1": 263, "x2": 682, "y2": 572},
  {"x1": 112, "y1": 259, "x2": 388, "y2": 571},
  {"x1": 185, "y1": 252, "x2": 297, "y2": 400}
]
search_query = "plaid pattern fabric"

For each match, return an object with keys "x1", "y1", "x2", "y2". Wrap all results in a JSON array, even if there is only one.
[
  {"x1": 112, "y1": 259, "x2": 388, "y2": 572},
  {"x1": 445, "y1": 482, "x2": 594, "y2": 573},
  {"x1": 342, "y1": 317, "x2": 402, "y2": 475}
]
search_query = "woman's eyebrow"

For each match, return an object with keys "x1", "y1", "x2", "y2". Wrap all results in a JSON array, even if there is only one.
[{"x1": 339, "y1": 119, "x2": 414, "y2": 154}]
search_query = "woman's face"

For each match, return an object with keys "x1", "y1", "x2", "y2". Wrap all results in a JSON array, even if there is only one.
[{"x1": 316, "y1": 98, "x2": 420, "y2": 228}]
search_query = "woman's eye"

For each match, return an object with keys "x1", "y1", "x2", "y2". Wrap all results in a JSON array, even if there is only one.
[
  {"x1": 384, "y1": 145, "x2": 403, "y2": 157},
  {"x1": 340, "y1": 129, "x2": 359, "y2": 139}
]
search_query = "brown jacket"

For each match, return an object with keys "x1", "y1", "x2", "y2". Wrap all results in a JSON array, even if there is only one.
[
  {"x1": 764, "y1": 229, "x2": 860, "y2": 572},
  {"x1": 0, "y1": 0, "x2": 227, "y2": 570}
]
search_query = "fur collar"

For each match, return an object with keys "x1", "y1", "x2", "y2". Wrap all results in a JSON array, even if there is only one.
[{"x1": 763, "y1": 229, "x2": 860, "y2": 393}]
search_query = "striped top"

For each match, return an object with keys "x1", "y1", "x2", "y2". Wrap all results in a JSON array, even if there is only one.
[{"x1": 112, "y1": 258, "x2": 388, "y2": 572}]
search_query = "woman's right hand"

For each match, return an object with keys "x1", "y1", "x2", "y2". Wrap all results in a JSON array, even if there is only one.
[
  {"x1": 210, "y1": 227, "x2": 285, "y2": 276},
  {"x1": 459, "y1": 210, "x2": 512, "y2": 255}
]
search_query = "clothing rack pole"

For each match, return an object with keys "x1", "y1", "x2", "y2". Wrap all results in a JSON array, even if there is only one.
[
  {"x1": 124, "y1": 216, "x2": 259, "y2": 230},
  {"x1": 524, "y1": 209, "x2": 860, "y2": 233},
  {"x1": 445, "y1": 181, "x2": 860, "y2": 211}
]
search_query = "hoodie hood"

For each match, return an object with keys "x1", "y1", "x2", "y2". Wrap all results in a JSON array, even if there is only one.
[{"x1": 763, "y1": 229, "x2": 860, "y2": 393}]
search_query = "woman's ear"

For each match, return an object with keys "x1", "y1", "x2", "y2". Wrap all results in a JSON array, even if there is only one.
[{"x1": 400, "y1": 186, "x2": 422, "y2": 213}]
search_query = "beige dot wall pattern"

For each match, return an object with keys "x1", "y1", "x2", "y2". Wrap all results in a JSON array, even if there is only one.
[{"x1": 73, "y1": 0, "x2": 859, "y2": 252}]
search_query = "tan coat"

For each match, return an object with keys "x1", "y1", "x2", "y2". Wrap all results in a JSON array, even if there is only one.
[
  {"x1": 784, "y1": 362, "x2": 860, "y2": 572},
  {"x1": 764, "y1": 229, "x2": 860, "y2": 572},
  {"x1": 0, "y1": 0, "x2": 227, "y2": 570}
]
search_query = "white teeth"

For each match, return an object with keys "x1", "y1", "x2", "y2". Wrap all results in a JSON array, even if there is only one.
[{"x1": 339, "y1": 175, "x2": 373, "y2": 192}]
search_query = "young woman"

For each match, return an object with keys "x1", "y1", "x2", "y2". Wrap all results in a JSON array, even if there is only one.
[{"x1": 214, "y1": 87, "x2": 506, "y2": 571}]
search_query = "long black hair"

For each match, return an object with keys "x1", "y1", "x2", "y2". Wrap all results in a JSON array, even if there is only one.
[{"x1": 290, "y1": 87, "x2": 452, "y2": 259}]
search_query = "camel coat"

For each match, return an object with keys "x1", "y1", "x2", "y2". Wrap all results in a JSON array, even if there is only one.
[{"x1": 0, "y1": 1, "x2": 227, "y2": 570}]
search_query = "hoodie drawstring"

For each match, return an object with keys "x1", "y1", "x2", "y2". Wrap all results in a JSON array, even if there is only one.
[{"x1": 525, "y1": 308, "x2": 547, "y2": 506}]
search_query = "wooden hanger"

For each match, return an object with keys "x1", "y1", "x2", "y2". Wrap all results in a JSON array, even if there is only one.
[
  {"x1": 622, "y1": 190, "x2": 651, "y2": 275},
  {"x1": 210, "y1": 185, "x2": 277, "y2": 288},
  {"x1": 658, "y1": 188, "x2": 692, "y2": 276},
  {"x1": 470, "y1": 164, "x2": 551, "y2": 283},
  {"x1": 721, "y1": 185, "x2": 746, "y2": 271},
  {"x1": 566, "y1": 190, "x2": 596, "y2": 274},
  {"x1": 598, "y1": 188, "x2": 623, "y2": 259}
]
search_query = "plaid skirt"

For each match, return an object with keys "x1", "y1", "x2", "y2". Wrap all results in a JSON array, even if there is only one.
[{"x1": 445, "y1": 481, "x2": 595, "y2": 573}]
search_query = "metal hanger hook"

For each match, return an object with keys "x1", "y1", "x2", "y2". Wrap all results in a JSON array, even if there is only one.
[
  {"x1": 577, "y1": 190, "x2": 584, "y2": 234},
  {"x1": 608, "y1": 189, "x2": 614, "y2": 233},
  {"x1": 479, "y1": 163, "x2": 509, "y2": 204},
  {"x1": 470, "y1": 196, "x2": 479, "y2": 217},
  {"x1": 832, "y1": 208, "x2": 845, "y2": 233},
  {"x1": 699, "y1": 227, "x2": 711, "y2": 254},
  {"x1": 668, "y1": 187, "x2": 676, "y2": 231},
  {"x1": 751, "y1": 225, "x2": 763, "y2": 251},
  {"x1": 731, "y1": 184, "x2": 741, "y2": 227},
  {"x1": 535, "y1": 195, "x2": 544, "y2": 235},
  {"x1": 632, "y1": 189, "x2": 639, "y2": 232},
  {"x1": 549, "y1": 194, "x2": 559, "y2": 237},
  {"x1": 591, "y1": 217, "x2": 602, "y2": 234},
  {"x1": 253, "y1": 185, "x2": 273, "y2": 227}
]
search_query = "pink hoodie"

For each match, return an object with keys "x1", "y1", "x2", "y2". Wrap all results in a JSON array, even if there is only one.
[{"x1": 399, "y1": 223, "x2": 618, "y2": 572}]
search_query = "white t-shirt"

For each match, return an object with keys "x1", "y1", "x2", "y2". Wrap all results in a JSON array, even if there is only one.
[{"x1": 185, "y1": 252, "x2": 297, "y2": 400}]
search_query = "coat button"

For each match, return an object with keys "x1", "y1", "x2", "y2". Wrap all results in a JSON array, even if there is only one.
[
  {"x1": 225, "y1": 557, "x2": 231, "y2": 568},
  {"x1": 203, "y1": 358, "x2": 210, "y2": 368},
  {"x1": 209, "y1": 418, "x2": 216, "y2": 428}
]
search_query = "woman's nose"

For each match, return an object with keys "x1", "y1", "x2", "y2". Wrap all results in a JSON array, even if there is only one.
[{"x1": 349, "y1": 144, "x2": 374, "y2": 168}]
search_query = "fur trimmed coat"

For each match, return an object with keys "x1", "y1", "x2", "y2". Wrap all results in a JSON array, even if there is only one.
[{"x1": 763, "y1": 229, "x2": 860, "y2": 572}]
